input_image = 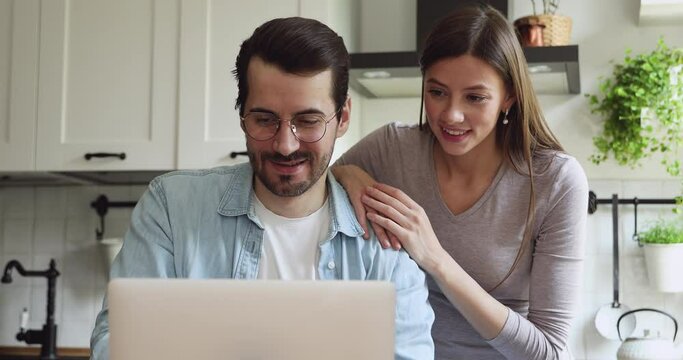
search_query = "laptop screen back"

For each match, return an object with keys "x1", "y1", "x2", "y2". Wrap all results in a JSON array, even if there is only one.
[{"x1": 108, "y1": 279, "x2": 395, "y2": 360}]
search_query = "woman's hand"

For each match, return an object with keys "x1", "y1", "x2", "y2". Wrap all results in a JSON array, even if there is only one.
[
  {"x1": 331, "y1": 165, "x2": 399, "y2": 248},
  {"x1": 362, "y1": 183, "x2": 447, "y2": 272}
]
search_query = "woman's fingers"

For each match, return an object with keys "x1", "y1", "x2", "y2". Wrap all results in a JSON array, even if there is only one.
[
  {"x1": 367, "y1": 212, "x2": 404, "y2": 242},
  {"x1": 373, "y1": 183, "x2": 420, "y2": 210},
  {"x1": 364, "y1": 187, "x2": 412, "y2": 219},
  {"x1": 388, "y1": 231, "x2": 402, "y2": 250},
  {"x1": 369, "y1": 215, "x2": 391, "y2": 248},
  {"x1": 362, "y1": 193, "x2": 408, "y2": 227}
]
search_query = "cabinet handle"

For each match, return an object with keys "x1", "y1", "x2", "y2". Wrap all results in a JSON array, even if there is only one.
[
  {"x1": 229, "y1": 151, "x2": 248, "y2": 158},
  {"x1": 84, "y1": 152, "x2": 127, "y2": 161}
]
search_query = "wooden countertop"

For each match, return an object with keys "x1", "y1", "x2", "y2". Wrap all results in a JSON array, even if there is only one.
[{"x1": 0, "y1": 346, "x2": 90, "y2": 357}]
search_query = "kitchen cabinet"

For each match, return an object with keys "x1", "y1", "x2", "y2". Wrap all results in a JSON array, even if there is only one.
[
  {"x1": 0, "y1": 0, "x2": 40, "y2": 171},
  {"x1": 1, "y1": 0, "x2": 343, "y2": 174},
  {"x1": 177, "y1": 0, "x2": 327, "y2": 169},
  {"x1": 639, "y1": 0, "x2": 683, "y2": 25},
  {"x1": 35, "y1": 0, "x2": 179, "y2": 171}
]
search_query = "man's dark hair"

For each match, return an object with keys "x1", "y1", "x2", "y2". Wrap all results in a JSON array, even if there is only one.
[{"x1": 233, "y1": 17, "x2": 349, "y2": 119}]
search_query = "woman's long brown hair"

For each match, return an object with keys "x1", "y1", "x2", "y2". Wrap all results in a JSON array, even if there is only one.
[{"x1": 419, "y1": 4, "x2": 564, "y2": 292}]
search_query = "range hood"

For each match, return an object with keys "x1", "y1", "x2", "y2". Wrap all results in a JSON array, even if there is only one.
[{"x1": 349, "y1": 0, "x2": 580, "y2": 98}]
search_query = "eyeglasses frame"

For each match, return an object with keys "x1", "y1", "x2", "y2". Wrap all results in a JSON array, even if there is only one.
[{"x1": 240, "y1": 106, "x2": 342, "y2": 143}]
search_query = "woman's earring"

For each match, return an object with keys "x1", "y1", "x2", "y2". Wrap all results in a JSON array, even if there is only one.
[{"x1": 502, "y1": 109, "x2": 509, "y2": 125}]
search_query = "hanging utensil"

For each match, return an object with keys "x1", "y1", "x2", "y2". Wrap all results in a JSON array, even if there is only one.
[
  {"x1": 632, "y1": 198, "x2": 642, "y2": 246},
  {"x1": 595, "y1": 194, "x2": 637, "y2": 340}
]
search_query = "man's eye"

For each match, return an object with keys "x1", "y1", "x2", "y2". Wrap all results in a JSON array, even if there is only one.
[
  {"x1": 252, "y1": 114, "x2": 277, "y2": 126},
  {"x1": 294, "y1": 116, "x2": 323, "y2": 127}
]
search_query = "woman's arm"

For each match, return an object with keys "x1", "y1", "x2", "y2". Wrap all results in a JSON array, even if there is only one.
[
  {"x1": 363, "y1": 183, "x2": 509, "y2": 339},
  {"x1": 364, "y1": 157, "x2": 588, "y2": 359},
  {"x1": 331, "y1": 165, "x2": 402, "y2": 249}
]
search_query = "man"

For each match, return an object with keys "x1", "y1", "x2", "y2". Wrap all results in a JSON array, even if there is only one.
[{"x1": 90, "y1": 17, "x2": 434, "y2": 359}]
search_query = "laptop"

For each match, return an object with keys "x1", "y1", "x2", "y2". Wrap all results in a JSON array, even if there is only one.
[{"x1": 108, "y1": 279, "x2": 395, "y2": 360}]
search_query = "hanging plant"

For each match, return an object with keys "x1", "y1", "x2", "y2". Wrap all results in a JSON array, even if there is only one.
[{"x1": 587, "y1": 38, "x2": 683, "y2": 210}]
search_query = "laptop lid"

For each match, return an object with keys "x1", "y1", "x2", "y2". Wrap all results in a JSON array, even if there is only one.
[{"x1": 108, "y1": 279, "x2": 395, "y2": 360}]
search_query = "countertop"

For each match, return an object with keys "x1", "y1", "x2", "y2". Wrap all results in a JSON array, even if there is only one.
[{"x1": 0, "y1": 346, "x2": 89, "y2": 360}]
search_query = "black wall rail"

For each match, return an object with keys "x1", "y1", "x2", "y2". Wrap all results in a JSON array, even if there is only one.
[
  {"x1": 588, "y1": 190, "x2": 677, "y2": 214},
  {"x1": 588, "y1": 190, "x2": 679, "y2": 246},
  {"x1": 90, "y1": 195, "x2": 137, "y2": 240}
]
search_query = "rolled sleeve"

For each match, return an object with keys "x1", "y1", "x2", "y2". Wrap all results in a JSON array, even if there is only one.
[{"x1": 392, "y1": 250, "x2": 435, "y2": 360}]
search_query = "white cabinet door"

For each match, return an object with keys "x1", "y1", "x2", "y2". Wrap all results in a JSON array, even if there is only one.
[
  {"x1": 0, "y1": 0, "x2": 40, "y2": 171},
  {"x1": 177, "y1": 0, "x2": 303, "y2": 169},
  {"x1": 35, "y1": 0, "x2": 179, "y2": 171}
]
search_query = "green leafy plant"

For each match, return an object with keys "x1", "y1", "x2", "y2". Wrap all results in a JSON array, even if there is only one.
[
  {"x1": 640, "y1": 219, "x2": 683, "y2": 244},
  {"x1": 587, "y1": 38, "x2": 683, "y2": 211},
  {"x1": 530, "y1": 0, "x2": 559, "y2": 15}
]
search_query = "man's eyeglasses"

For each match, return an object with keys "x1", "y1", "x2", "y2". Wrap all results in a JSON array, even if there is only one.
[{"x1": 240, "y1": 108, "x2": 340, "y2": 143}]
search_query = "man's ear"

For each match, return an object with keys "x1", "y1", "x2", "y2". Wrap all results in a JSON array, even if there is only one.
[{"x1": 335, "y1": 96, "x2": 351, "y2": 138}]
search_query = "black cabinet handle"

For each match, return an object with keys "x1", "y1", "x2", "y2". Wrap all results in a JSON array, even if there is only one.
[
  {"x1": 229, "y1": 151, "x2": 248, "y2": 159},
  {"x1": 84, "y1": 152, "x2": 126, "y2": 161}
]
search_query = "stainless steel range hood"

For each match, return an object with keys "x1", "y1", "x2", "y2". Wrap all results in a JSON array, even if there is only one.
[{"x1": 349, "y1": 0, "x2": 580, "y2": 98}]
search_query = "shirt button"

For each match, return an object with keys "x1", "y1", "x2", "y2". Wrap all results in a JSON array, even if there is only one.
[{"x1": 327, "y1": 261, "x2": 336, "y2": 270}]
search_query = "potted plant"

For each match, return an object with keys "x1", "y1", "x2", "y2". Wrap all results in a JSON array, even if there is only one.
[
  {"x1": 514, "y1": 1, "x2": 572, "y2": 46},
  {"x1": 640, "y1": 218, "x2": 683, "y2": 292},
  {"x1": 588, "y1": 39, "x2": 683, "y2": 211}
]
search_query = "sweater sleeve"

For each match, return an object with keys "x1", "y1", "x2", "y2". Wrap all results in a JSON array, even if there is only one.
[
  {"x1": 334, "y1": 123, "x2": 399, "y2": 181},
  {"x1": 487, "y1": 156, "x2": 588, "y2": 359}
]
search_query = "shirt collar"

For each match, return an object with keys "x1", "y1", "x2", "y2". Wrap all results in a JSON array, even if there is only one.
[{"x1": 216, "y1": 163, "x2": 365, "y2": 239}]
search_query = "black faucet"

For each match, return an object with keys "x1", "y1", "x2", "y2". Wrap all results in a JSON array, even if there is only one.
[{"x1": 2, "y1": 259, "x2": 60, "y2": 360}]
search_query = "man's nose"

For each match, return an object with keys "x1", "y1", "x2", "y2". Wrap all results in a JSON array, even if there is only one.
[{"x1": 272, "y1": 121, "x2": 300, "y2": 156}]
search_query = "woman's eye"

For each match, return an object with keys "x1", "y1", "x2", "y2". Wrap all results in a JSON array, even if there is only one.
[
  {"x1": 467, "y1": 94, "x2": 487, "y2": 103},
  {"x1": 427, "y1": 88, "x2": 446, "y2": 97}
]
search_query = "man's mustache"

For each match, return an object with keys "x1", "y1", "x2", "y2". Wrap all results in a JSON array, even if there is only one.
[{"x1": 262, "y1": 152, "x2": 312, "y2": 162}]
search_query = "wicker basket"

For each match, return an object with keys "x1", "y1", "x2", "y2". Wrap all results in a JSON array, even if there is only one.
[{"x1": 537, "y1": 14, "x2": 572, "y2": 46}]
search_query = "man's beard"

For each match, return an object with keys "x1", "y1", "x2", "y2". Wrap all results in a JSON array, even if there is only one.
[{"x1": 249, "y1": 150, "x2": 332, "y2": 197}]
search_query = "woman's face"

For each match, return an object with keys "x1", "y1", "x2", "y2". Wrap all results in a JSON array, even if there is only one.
[{"x1": 424, "y1": 54, "x2": 514, "y2": 159}]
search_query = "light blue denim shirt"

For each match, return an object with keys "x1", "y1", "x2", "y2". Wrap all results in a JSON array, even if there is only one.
[{"x1": 90, "y1": 163, "x2": 434, "y2": 360}]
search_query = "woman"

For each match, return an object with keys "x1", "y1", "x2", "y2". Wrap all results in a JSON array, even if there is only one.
[{"x1": 334, "y1": 4, "x2": 587, "y2": 359}]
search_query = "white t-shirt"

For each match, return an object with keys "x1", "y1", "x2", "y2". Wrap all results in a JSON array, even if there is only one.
[{"x1": 254, "y1": 195, "x2": 330, "y2": 280}]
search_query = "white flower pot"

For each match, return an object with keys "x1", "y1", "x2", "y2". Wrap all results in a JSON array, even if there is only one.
[
  {"x1": 98, "y1": 237, "x2": 123, "y2": 276},
  {"x1": 643, "y1": 243, "x2": 683, "y2": 292}
]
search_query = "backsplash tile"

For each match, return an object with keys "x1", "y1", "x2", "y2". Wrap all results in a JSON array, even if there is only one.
[
  {"x1": 2, "y1": 188, "x2": 35, "y2": 219},
  {"x1": 35, "y1": 187, "x2": 67, "y2": 220},
  {"x1": 0, "y1": 185, "x2": 137, "y2": 349},
  {"x1": 0, "y1": 180, "x2": 681, "y2": 357},
  {"x1": 2, "y1": 219, "x2": 34, "y2": 255},
  {"x1": 33, "y1": 219, "x2": 66, "y2": 255}
]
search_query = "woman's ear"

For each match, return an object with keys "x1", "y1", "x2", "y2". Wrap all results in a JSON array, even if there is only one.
[{"x1": 503, "y1": 93, "x2": 516, "y2": 112}]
